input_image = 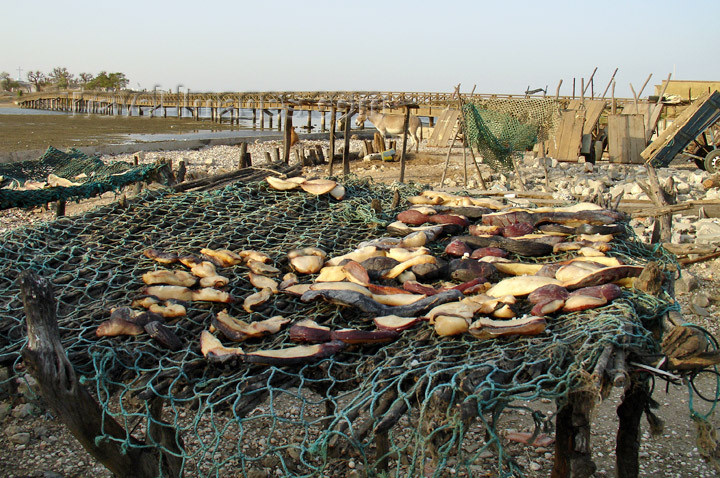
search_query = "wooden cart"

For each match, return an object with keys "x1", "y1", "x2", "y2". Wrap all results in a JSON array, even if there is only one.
[{"x1": 641, "y1": 90, "x2": 720, "y2": 170}]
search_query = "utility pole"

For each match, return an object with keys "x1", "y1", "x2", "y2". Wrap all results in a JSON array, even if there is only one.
[{"x1": 16, "y1": 67, "x2": 23, "y2": 81}]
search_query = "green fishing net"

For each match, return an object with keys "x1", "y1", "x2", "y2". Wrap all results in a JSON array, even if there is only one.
[
  {"x1": 0, "y1": 178, "x2": 675, "y2": 477},
  {"x1": 0, "y1": 146, "x2": 161, "y2": 210}
]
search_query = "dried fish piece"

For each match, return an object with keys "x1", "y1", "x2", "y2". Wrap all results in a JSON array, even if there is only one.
[
  {"x1": 289, "y1": 319, "x2": 332, "y2": 343},
  {"x1": 330, "y1": 328, "x2": 399, "y2": 345},
  {"x1": 243, "y1": 287, "x2": 273, "y2": 312},
  {"x1": 199, "y1": 275, "x2": 230, "y2": 288},
  {"x1": 434, "y1": 315, "x2": 470, "y2": 336},
  {"x1": 144, "y1": 249, "x2": 179, "y2": 265},
  {"x1": 249, "y1": 272, "x2": 279, "y2": 292},
  {"x1": 469, "y1": 316, "x2": 547, "y2": 340},
  {"x1": 290, "y1": 255, "x2": 325, "y2": 274},
  {"x1": 96, "y1": 316, "x2": 144, "y2": 337},
  {"x1": 300, "y1": 179, "x2": 337, "y2": 195},
  {"x1": 212, "y1": 310, "x2": 289, "y2": 342},
  {"x1": 247, "y1": 260, "x2": 280, "y2": 276},
  {"x1": 142, "y1": 285, "x2": 194, "y2": 302},
  {"x1": 242, "y1": 341, "x2": 346, "y2": 366},
  {"x1": 266, "y1": 175, "x2": 302, "y2": 190},
  {"x1": 142, "y1": 269, "x2": 197, "y2": 287},
  {"x1": 200, "y1": 330, "x2": 245, "y2": 359},
  {"x1": 145, "y1": 321, "x2": 182, "y2": 351},
  {"x1": 200, "y1": 248, "x2": 244, "y2": 267},
  {"x1": 192, "y1": 288, "x2": 234, "y2": 303},
  {"x1": 149, "y1": 301, "x2": 187, "y2": 318},
  {"x1": 373, "y1": 315, "x2": 421, "y2": 331},
  {"x1": 486, "y1": 276, "x2": 562, "y2": 298}
]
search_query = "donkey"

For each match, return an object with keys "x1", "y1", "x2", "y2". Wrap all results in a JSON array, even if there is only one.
[{"x1": 355, "y1": 108, "x2": 422, "y2": 152}]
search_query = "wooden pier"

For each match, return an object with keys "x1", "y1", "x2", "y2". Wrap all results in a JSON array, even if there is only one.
[{"x1": 16, "y1": 89, "x2": 636, "y2": 126}]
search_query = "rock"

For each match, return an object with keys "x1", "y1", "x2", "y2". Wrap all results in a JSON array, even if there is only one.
[
  {"x1": 696, "y1": 220, "x2": 720, "y2": 244},
  {"x1": 583, "y1": 162, "x2": 594, "y2": 173},
  {"x1": 9, "y1": 432, "x2": 31, "y2": 445},
  {"x1": 5, "y1": 424, "x2": 21, "y2": 436},
  {"x1": 676, "y1": 181, "x2": 691, "y2": 194},
  {"x1": 692, "y1": 292, "x2": 711, "y2": 308},
  {"x1": 12, "y1": 402, "x2": 37, "y2": 419},
  {"x1": 529, "y1": 462, "x2": 543, "y2": 471},
  {"x1": 630, "y1": 183, "x2": 644, "y2": 195},
  {"x1": 17, "y1": 373, "x2": 38, "y2": 399},
  {"x1": 0, "y1": 402, "x2": 11, "y2": 420},
  {"x1": 675, "y1": 271, "x2": 699, "y2": 295},
  {"x1": 691, "y1": 303, "x2": 711, "y2": 317}
]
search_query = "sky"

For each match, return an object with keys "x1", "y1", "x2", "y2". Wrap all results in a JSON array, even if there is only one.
[{"x1": 2, "y1": 0, "x2": 717, "y2": 98}]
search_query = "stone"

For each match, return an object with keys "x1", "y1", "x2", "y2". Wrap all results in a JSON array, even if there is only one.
[
  {"x1": 12, "y1": 402, "x2": 37, "y2": 419},
  {"x1": 529, "y1": 462, "x2": 543, "y2": 471},
  {"x1": 696, "y1": 220, "x2": 720, "y2": 244},
  {"x1": 675, "y1": 271, "x2": 699, "y2": 295},
  {"x1": 692, "y1": 292, "x2": 711, "y2": 308},
  {"x1": 676, "y1": 181, "x2": 691, "y2": 194},
  {"x1": 4, "y1": 424, "x2": 21, "y2": 436},
  {"x1": 583, "y1": 162, "x2": 594, "y2": 173},
  {"x1": 0, "y1": 402, "x2": 11, "y2": 420},
  {"x1": 9, "y1": 432, "x2": 31, "y2": 445}
]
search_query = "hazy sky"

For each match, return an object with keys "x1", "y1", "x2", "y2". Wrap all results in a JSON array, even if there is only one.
[{"x1": 2, "y1": 0, "x2": 717, "y2": 98}]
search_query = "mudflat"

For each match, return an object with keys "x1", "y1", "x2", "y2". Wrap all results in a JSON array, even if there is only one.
[{"x1": 0, "y1": 108, "x2": 242, "y2": 153}]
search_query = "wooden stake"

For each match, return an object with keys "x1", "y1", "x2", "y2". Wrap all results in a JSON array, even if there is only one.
[
  {"x1": 399, "y1": 106, "x2": 411, "y2": 183},
  {"x1": 600, "y1": 68, "x2": 619, "y2": 99},
  {"x1": 19, "y1": 271, "x2": 174, "y2": 478},
  {"x1": 555, "y1": 79, "x2": 563, "y2": 100},
  {"x1": 283, "y1": 106, "x2": 294, "y2": 164},
  {"x1": 342, "y1": 108, "x2": 352, "y2": 175},
  {"x1": 440, "y1": 133, "x2": 459, "y2": 186},
  {"x1": 327, "y1": 106, "x2": 337, "y2": 175}
]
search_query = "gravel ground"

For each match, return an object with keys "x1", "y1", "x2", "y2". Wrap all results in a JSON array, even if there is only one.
[{"x1": 2, "y1": 138, "x2": 720, "y2": 477}]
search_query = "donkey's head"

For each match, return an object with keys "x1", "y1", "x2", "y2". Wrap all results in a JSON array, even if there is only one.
[{"x1": 354, "y1": 108, "x2": 368, "y2": 127}]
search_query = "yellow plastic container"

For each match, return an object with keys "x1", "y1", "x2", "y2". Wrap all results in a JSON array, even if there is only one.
[{"x1": 381, "y1": 149, "x2": 396, "y2": 162}]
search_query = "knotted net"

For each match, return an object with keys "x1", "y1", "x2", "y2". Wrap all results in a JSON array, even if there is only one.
[
  {"x1": 0, "y1": 146, "x2": 161, "y2": 210},
  {"x1": 0, "y1": 177, "x2": 674, "y2": 477}
]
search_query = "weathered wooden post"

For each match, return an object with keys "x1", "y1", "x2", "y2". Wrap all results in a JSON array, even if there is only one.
[
  {"x1": 327, "y1": 105, "x2": 337, "y2": 175},
  {"x1": 239, "y1": 142, "x2": 250, "y2": 168},
  {"x1": 19, "y1": 270, "x2": 179, "y2": 478},
  {"x1": 283, "y1": 106, "x2": 295, "y2": 164},
  {"x1": 399, "y1": 104, "x2": 418, "y2": 183},
  {"x1": 342, "y1": 107, "x2": 353, "y2": 175},
  {"x1": 320, "y1": 111, "x2": 326, "y2": 131}
]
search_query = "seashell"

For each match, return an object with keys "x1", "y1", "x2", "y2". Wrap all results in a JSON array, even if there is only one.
[
  {"x1": 266, "y1": 176, "x2": 301, "y2": 190},
  {"x1": 290, "y1": 255, "x2": 325, "y2": 274}
]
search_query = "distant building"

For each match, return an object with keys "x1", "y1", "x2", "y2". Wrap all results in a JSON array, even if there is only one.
[{"x1": 654, "y1": 80, "x2": 720, "y2": 101}]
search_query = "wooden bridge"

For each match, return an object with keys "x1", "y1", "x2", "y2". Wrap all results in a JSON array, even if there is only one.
[{"x1": 16, "y1": 89, "x2": 634, "y2": 127}]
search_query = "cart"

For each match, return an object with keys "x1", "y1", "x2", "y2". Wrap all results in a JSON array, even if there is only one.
[{"x1": 641, "y1": 90, "x2": 720, "y2": 171}]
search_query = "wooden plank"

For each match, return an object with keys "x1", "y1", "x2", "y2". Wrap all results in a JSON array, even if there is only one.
[
  {"x1": 427, "y1": 108, "x2": 460, "y2": 147},
  {"x1": 550, "y1": 110, "x2": 585, "y2": 161},
  {"x1": 582, "y1": 100, "x2": 607, "y2": 135},
  {"x1": 608, "y1": 114, "x2": 645, "y2": 164}
]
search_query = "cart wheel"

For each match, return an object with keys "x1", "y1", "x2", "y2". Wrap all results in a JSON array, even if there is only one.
[{"x1": 704, "y1": 149, "x2": 720, "y2": 173}]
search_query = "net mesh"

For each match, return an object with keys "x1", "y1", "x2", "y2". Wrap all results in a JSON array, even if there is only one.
[
  {"x1": 0, "y1": 178, "x2": 675, "y2": 477},
  {"x1": 0, "y1": 146, "x2": 162, "y2": 210},
  {"x1": 461, "y1": 98, "x2": 561, "y2": 172}
]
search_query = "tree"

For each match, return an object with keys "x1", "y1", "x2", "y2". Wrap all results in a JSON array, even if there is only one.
[
  {"x1": 0, "y1": 71, "x2": 19, "y2": 91},
  {"x1": 27, "y1": 70, "x2": 46, "y2": 91},
  {"x1": 49, "y1": 67, "x2": 74, "y2": 89},
  {"x1": 78, "y1": 72, "x2": 93, "y2": 86},
  {"x1": 86, "y1": 71, "x2": 129, "y2": 91}
]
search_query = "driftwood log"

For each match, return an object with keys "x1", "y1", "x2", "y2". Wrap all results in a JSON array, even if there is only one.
[{"x1": 19, "y1": 270, "x2": 179, "y2": 478}]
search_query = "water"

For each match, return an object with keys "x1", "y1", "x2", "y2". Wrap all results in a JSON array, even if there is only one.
[{"x1": 0, "y1": 107, "x2": 67, "y2": 116}]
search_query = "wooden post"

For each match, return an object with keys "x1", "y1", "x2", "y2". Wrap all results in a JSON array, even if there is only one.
[
  {"x1": 252, "y1": 108, "x2": 257, "y2": 125},
  {"x1": 277, "y1": 109, "x2": 282, "y2": 131},
  {"x1": 239, "y1": 142, "x2": 249, "y2": 168},
  {"x1": 55, "y1": 201, "x2": 66, "y2": 217},
  {"x1": 399, "y1": 106, "x2": 411, "y2": 183},
  {"x1": 283, "y1": 106, "x2": 294, "y2": 164},
  {"x1": 552, "y1": 392, "x2": 597, "y2": 478},
  {"x1": 327, "y1": 106, "x2": 337, "y2": 175},
  {"x1": 600, "y1": 68, "x2": 619, "y2": 99},
  {"x1": 19, "y1": 270, "x2": 175, "y2": 478},
  {"x1": 342, "y1": 108, "x2": 353, "y2": 175},
  {"x1": 616, "y1": 379, "x2": 650, "y2": 477},
  {"x1": 260, "y1": 108, "x2": 264, "y2": 129},
  {"x1": 306, "y1": 109, "x2": 312, "y2": 131},
  {"x1": 320, "y1": 111, "x2": 326, "y2": 131},
  {"x1": 572, "y1": 78, "x2": 576, "y2": 99},
  {"x1": 611, "y1": 82, "x2": 617, "y2": 115},
  {"x1": 440, "y1": 133, "x2": 459, "y2": 186}
]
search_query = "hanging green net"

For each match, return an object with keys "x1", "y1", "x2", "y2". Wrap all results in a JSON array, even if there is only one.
[
  {"x1": 0, "y1": 146, "x2": 162, "y2": 210},
  {"x1": 461, "y1": 104, "x2": 540, "y2": 172},
  {"x1": 0, "y1": 178, "x2": 676, "y2": 477}
]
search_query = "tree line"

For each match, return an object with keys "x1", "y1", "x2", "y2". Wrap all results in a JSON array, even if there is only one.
[{"x1": 0, "y1": 68, "x2": 129, "y2": 92}]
